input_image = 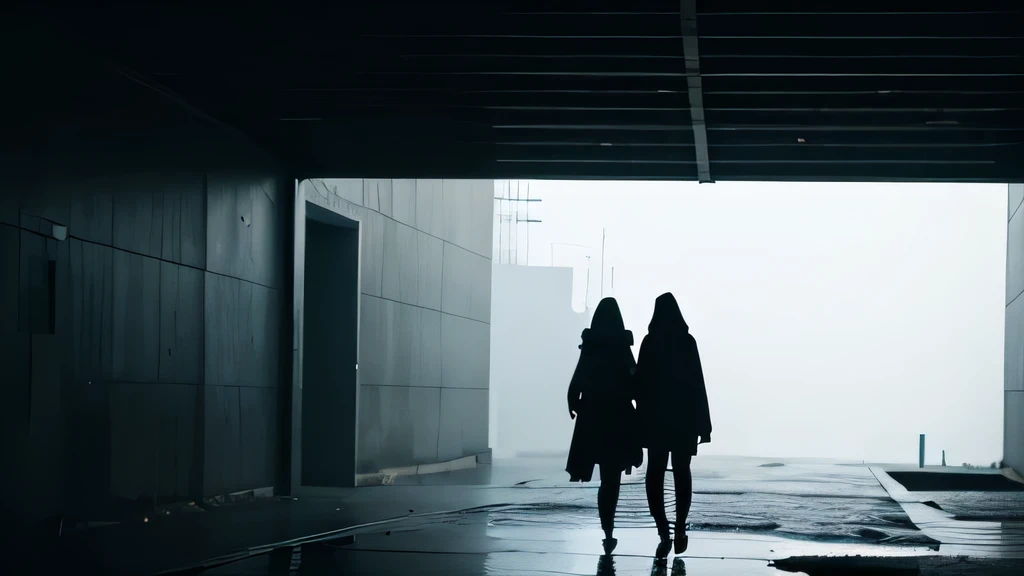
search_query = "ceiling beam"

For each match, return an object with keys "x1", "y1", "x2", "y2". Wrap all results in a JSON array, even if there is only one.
[{"x1": 681, "y1": 0, "x2": 712, "y2": 183}]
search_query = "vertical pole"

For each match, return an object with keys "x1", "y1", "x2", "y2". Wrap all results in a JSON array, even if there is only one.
[
  {"x1": 600, "y1": 228, "x2": 606, "y2": 299},
  {"x1": 515, "y1": 181, "x2": 521, "y2": 265},
  {"x1": 919, "y1": 434, "x2": 925, "y2": 468},
  {"x1": 585, "y1": 256, "x2": 591, "y2": 311},
  {"x1": 509, "y1": 181, "x2": 514, "y2": 265},
  {"x1": 526, "y1": 183, "x2": 530, "y2": 266},
  {"x1": 497, "y1": 183, "x2": 503, "y2": 264}
]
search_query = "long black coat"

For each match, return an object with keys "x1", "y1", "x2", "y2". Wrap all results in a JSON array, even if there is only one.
[
  {"x1": 565, "y1": 328, "x2": 643, "y2": 482},
  {"x1": 635, "y1": 331, "x2": 712, "y2": 455}
]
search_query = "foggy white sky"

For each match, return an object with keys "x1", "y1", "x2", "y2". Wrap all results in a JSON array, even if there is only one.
[{"x1": 494, "y1": 180, "x2": 1007, "y2": 465}]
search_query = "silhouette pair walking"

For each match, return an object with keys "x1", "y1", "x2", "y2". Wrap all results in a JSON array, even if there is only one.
[{"x1": 566, "y1": 293, "x2": 712, "y2": 561}]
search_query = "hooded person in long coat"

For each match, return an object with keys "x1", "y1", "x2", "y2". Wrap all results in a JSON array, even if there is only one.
[
  {"x1": 565, "y1": 297, "x2": 643, "y2": 554},
  {"x1": 635, "y1": 293, "x2": 712, "y2": 560}
]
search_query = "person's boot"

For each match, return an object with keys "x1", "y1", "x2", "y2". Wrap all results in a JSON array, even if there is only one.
[
  {"x1": 655, "y1": 533, "x2": 672, "y2": 562},
  {"x1": 674, "y1": 528, "x2": 688, "y2": 554},
  {"x1": 602, "y1": 537, "x2": 618, "y2": 555}
]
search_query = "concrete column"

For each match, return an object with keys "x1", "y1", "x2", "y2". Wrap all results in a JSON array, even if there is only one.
[{"x1": 1005, "y1": 183, "x2": 1024, "y2": 472}]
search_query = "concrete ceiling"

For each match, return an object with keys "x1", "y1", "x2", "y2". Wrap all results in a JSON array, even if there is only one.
[{"x1": 37, "y1": 1, "x2": 1024, "y2": 182}]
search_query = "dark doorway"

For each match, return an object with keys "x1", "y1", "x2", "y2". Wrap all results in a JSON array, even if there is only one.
[{"x1": 301, "y1": 203, "x2": 359, "y2": 487}]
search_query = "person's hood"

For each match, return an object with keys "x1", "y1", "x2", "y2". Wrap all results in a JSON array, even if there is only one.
[{"x1": 649, "y1": 292, "x2": 689, "y2": 335}]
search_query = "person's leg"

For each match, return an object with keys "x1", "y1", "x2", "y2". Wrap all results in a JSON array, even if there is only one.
[
  {"x1": 598, "y1": 464, "x2": 622, "y2": 539},
  {"x1": 671, "y1": 452, "x2": 693, "y2": 553},
  {"x1": 672, "y1": 453, "x2": 693, "y2": 530},
  {"x1": 645, "y1": 449, "x2": 670, "y2": 539}
]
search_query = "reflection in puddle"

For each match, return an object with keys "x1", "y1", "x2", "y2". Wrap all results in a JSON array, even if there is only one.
[{"x1": 650, "y1": 557, "x2": 688, "y2": 576}]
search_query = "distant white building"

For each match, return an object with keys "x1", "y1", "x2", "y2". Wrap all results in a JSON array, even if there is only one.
[{"x1": 489, "y1": 264, "x2": 588, "y2": 457}]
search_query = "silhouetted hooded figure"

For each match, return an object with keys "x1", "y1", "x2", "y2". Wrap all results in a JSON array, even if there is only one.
[
  {"x1": 635, "y1": 292, "x2": 711, "y2": 559},
  {"x1": 565, "y1": 297, "x2": 642, "y2": 553}
]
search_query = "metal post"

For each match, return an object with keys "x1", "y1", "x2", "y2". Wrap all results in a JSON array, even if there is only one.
[
  {"x1": 919, "y1": 434, "x2": 925, "y2": 468},
  {"x1": 515, "y1": 181, "x2": 520, "y2": 265},
  {"x1": 508, "y1": 182, "x2": 515, "y2": 264},
  {"x1": 497, "y1": 183, "x2": 503, "y2": 264},
  {"x1": 600, "y1": 228, "x2": 606, "y2": 299},
  {"x1": 526, "y1": 183, "x2": 530, "y2": 266},
  {"x1": 585, "y1": 256, "x2": 592, "y2": 311}
]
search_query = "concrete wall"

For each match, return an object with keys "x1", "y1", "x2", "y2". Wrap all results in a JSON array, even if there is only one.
[
  {"x1": 302, "y1": 179, "x2": 492, "y2": 475},
  {"x1": 1006, "y1": 183, "x2": 1024, "y2": 472},
  {"x1": 489, "y1": 264, "x2": 588, "y2": 457},
  {"x1": 3, "y1": 45, "x2": 288, "y2": 522}
]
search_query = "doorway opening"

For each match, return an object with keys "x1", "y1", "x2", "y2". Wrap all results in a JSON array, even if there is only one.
[{"x1": 300, "y1": 202, "x2": 360, "y2": 487}]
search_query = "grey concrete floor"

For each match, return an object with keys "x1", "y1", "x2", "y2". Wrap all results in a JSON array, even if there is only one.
[
  {"x1": 872, "y1": 467, "x2": 1024, "y2": 558},
  {"x1": 38, "y1": 456, "x2": 1024, "y2": 575},
  {"x1": 191, "y1": 518, "x2": 1015, "y2": 576}
]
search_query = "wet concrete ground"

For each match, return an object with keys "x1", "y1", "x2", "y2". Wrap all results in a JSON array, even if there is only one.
[
  {"x1": 873, "y1": 465, "x2": 1024, "y2": 521},
  {"x1": 872, "y1": 467, "x2": 1024, "y2": 558},
  {"x1": 36, "y1": 456, "x2": 1024, "y2": 575},
  {"x1": 191, "y1": 518, "x2": 1007, "y2": 576},
  {"x1": 193, "y1": 517, "x2": 925, "y2": 576},
  {"x1": 477, "y1": 456, "x2": 936, "y2": 545}
]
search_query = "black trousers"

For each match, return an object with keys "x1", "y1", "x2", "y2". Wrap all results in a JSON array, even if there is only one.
[
  {"x1": 597, "y1": 464, "x2": 622, "y2": 536},
  {"x1": 646, "y1": 450, "x2": 693, "y2": 538}
]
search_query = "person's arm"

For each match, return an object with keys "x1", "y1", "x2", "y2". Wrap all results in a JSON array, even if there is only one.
[
  {"x1": 568, "y1": 353, "x2": 585, "y2": 419},
  {"x1": 691, "y1": 337, "x2": 712, "y2": 443}
]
